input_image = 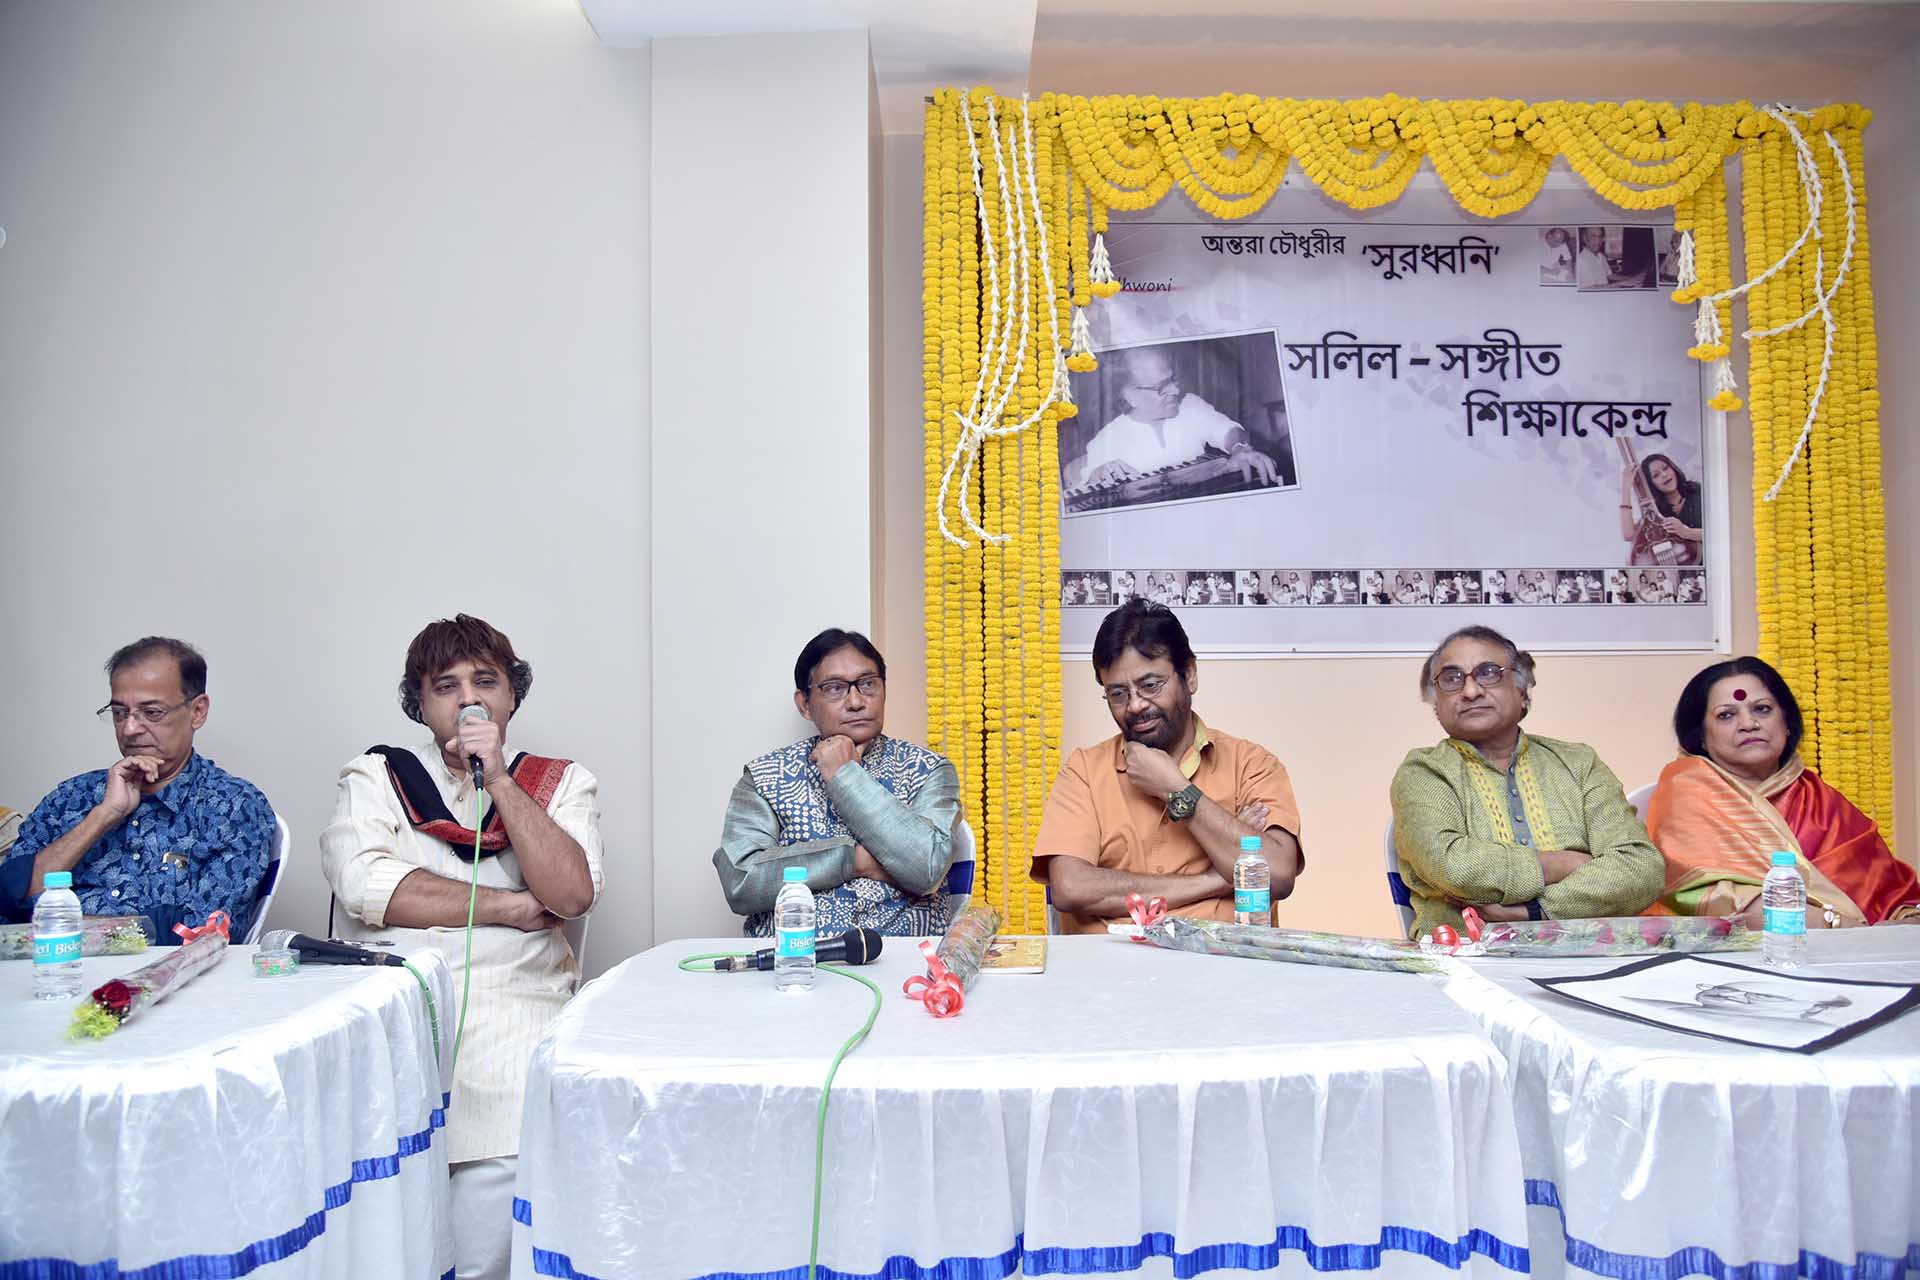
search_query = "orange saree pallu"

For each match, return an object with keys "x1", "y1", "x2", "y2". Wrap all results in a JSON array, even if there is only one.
[{"x1": 1647, "y1": 753, "x2": 1918, "y2": 923}]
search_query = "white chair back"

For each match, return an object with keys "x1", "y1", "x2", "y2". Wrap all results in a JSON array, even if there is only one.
[
  {"x1": 1383, "y1": 820, "x2": 1415, "y2": 938},
  {"x1": 245, "y1": 816, "x2": 292, "y2": 944},
  {"x1": 1625, "y1": 782, "x2": 1656, "y2": 825},
  {"x1": 945, "y1": 818, "x2": 977, "y2": 917},
  {"x1": 562, "y1": 911, "x2": 592, "y2": 981}
]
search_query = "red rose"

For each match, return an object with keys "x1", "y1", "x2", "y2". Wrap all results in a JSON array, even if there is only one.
[{"x1": 94, "y1": 980, "x2": 136, "y2": 1019}]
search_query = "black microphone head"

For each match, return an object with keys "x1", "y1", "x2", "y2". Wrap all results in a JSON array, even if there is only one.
[{"x1": 844, "y1": 927, "x2": 883, "y2": 964}]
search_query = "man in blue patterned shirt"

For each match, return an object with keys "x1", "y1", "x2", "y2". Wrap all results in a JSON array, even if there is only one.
[
  {"x1": 714, "y1": 628, "x2": 962, "y2": 936},
  {"x1": 1, "y1": 637, "x2": 277, "y2": 941}
]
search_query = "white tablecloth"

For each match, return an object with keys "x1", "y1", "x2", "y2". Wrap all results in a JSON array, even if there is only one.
[
  {"x1": 1444, "y1": 929, "x2": 1920, "y2": 1279},
  {"x1": 512, "y1": 935, "x2": 1529, "y2": 1280},
  {"x1": 0, "y1": 945, "x2": 455, "y2": 1279}
]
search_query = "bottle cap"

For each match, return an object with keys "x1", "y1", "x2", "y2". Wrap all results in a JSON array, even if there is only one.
[
  {"x1": 1239, "y1": 835, "x2": 1263, "y2": 852},
  {"x1": 783, "y1": 866, "x2": 808, "y2": 883},
  {"x1": 43, "y1": 872, "x2": 73, "y2": 889},
  {"x1": 1771, "y1": 850, "x2": 1796, "y2": 867}
]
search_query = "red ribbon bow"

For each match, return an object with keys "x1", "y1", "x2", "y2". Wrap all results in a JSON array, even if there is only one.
[
  {"x1": 902, "y1": 941, "x2": 966, "y2": 1017},
  {"x1": 1125, "y1": 893, "x2": 1167, "y2": 941},
  {"x1": 1460, "y1": 908, "x2": 1485, "y2": 943},
  {"x1": 174, "y1": 910, "x2": 232, "y2": 944}
]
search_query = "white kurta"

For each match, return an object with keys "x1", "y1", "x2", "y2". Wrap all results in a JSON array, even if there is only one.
[
  {"x1": 320, "y1": 741, "x2": 605, "y2": 1163},
  {"x1": 1077, "y1": 393, "x2": 1243, "y2": 478}
]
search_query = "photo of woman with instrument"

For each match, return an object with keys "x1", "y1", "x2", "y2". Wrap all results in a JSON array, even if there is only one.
[{"x1": 1618, "y1": 443, "x2": 1703, "y2": 567}]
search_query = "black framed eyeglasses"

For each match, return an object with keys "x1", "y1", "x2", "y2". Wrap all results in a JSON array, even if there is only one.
[
  {"x1": 1433, "y1": 662, "x2": 1509, "y2": 694},
  {"x1": 809, "y1": 675, "x2": 884, "y2": 703},
  {"x1": 97, "y1": 697, "x2": 194, "y2": 725}
]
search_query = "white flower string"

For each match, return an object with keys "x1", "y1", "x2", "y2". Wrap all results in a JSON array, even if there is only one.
[
  {"x1": 1754, "y1": 129, "x2": 1854, "y2": 502},
  {"x1": 1745, "y1": 131, "x2": 1855, "y2": 342},
  {"x1": 1681, "y1": 105, "x2": 1856, "y2": 501},
  {"x1": 936, "y1": 93, "x2": 1067, "y2": 547}
]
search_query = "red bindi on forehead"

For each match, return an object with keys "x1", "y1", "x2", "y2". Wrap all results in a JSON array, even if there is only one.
[{"x1": 1733, "y1": 688, "x2": 1747, "y2": 701}]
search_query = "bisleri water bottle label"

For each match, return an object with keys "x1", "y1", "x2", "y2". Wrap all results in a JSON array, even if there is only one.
[
  {"x1": 34, "y1": 932, "x2": 82, "y2": 964},
  {"x1": 776, "y1": 927, "x2": 816, "y2": 959}
]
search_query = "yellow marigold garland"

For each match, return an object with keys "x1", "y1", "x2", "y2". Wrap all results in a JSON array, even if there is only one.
[{"x1": 922, "y1": 93, "x2": 1896, "y2": 910}]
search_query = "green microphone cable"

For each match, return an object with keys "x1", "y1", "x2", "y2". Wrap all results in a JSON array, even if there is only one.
[
  {"x1": 445, "y1": 787, "x2": 485, "y2": 1080},
  {"x1": 677, "y1": 952, "x2": 883, "y2": 1280},
  {"x1": 393, "y1": 777, "x2": 485, "y2": 1085}
]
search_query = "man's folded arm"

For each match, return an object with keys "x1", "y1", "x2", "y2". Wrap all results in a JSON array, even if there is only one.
[
  {"x1": 1390, "y1": 760, "x2": 1547, "y2": 905},
  {"x1": 321, "y1": 756, "x2": 487, "y2": 929},
  {"x1": 1539, "y1": 757, "x2": 1665, "y2": 919},
  {"x1": 826, "y1": 761, "x2": 959, "y2": 896},
  {"x1": 1043, "y1": 855, "x2": 1229, "y2": 919},
  {"x1": 711, "y1": 771, "x2": 856, "y2": 916}
]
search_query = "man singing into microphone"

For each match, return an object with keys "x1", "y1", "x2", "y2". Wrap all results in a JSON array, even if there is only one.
[
  {"x1": 320, "y1": 614, "x2": 602, "y2": 1280},
  {"x1": 713, "y1": 628, "x2": 960, "y2": 937}
]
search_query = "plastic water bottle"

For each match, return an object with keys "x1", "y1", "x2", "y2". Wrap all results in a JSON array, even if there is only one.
[
  {"x1": 1233, "y1": 835, "x2": 1271, "y2": 926},
  {"x1": 1762, "y1": 849, "x2": 1807, "y2": 969},
  {"x1": 773, "y1": 866, "x2": 816, "y2": 993},
  {"x1": 33, "y1": 870, "x2": 85, "y2": 1000}
]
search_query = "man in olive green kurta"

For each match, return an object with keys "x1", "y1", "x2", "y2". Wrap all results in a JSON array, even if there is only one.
[{"x1": 1390, "y1": 627, "x2": 1663, "y2": 939}]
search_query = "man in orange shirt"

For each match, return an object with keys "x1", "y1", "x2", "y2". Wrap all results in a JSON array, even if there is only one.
[{"x1": 1032, "y1": 600, "x2": 1304, "y2": 933}]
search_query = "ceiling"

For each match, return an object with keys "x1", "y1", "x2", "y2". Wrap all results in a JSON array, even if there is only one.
[{"x1": 578, "y1": 0, "x2": 1920, "y2": 131}]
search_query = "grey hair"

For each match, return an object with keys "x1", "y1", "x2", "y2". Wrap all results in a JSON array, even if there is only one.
[{"x1": 1418, "y1": 625, "x2": 1536, "y2": 706}]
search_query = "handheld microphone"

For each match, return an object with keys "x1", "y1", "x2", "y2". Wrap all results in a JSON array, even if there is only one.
[
  {"x1": 456, "y1": 704, "x2": 490, "y2": 790},
  {"x1": 260, "y1": 929, "x2": 406, "y2": 967},
  {"x1": 712, "y1": 927, "x2": 884, "y2": 972}
]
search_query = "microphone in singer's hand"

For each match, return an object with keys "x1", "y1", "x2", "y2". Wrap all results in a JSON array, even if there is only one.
[
  {"x1": 260, "y1": 929, "x2": 405, "y2": 967},
  {"x1": 713, "y1": 928, "x2": 884, "y2": 972},
  {"x1": 456, "y1": 704, "x2": 490, "y2": 790}
]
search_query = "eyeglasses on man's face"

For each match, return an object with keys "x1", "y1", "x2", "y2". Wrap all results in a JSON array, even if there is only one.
[
  {"x1": 97, "y1": 697, "x2": 194, "y2": 725},
  {"x1": 1433, "y1": 662, "x2": 1510, "y2": 694},
  {"x1": 810, "y1": 675, "x2": 884, "y2": 703},
  {"x1": 1103, "y1": 672, "x2": 1176, "y2": 707}
]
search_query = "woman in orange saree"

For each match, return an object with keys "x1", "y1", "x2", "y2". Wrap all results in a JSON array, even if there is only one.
[{"x1": 1647, "y1": 656, "x2": 1920, "y2": 925}]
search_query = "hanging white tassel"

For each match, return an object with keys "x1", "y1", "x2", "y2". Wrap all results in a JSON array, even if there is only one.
[
  {"x1": 1674, "y1": 229, "x2": 1697, "y2": 292},
  {"x1": 1689, "y1": 296, "x2": 1726, "y2": 359},
  {"x1": 1707, "y1": 357, "x2": 1742, "y2": 412},
  {"x1": 1088, "y1": 232, "x2": 1120, "y2": 297},
  {"x1": 1067, "y1": 306, "x2": 1097, "y2": 371},
  {"x1": 1054, "y1": 359, "x2": 1078, "y2": 418}
]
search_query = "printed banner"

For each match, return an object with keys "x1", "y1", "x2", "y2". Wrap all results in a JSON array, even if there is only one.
[{"x1": 1060, "y1": 182, "x2": 1723, "y2": 654}]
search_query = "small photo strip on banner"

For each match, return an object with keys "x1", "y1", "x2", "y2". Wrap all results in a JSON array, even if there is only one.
[
  {"x1": 1541, "y1": 225, "x2": 1668, "y2": 291},
  {"x1": 1065, "y1": 567, "x2": 1707, "y2": 607}
]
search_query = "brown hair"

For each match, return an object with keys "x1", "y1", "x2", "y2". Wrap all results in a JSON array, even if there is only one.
[{"x1": 397, "y1": 614, "x2": 533, "y2": 723}]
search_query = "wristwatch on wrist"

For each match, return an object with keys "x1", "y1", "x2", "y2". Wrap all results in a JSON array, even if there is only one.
[
  {"x1": 1166, "y1": 783, "x2": 1202, "y2": 821},
  {"x1": 1526, "y1": 899, "x2": 1546, "y2": 921}
]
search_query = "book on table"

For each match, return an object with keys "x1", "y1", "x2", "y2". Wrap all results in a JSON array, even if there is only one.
[{"x1": 978, "y1": 936, "x2": 1047, "y2": 974}]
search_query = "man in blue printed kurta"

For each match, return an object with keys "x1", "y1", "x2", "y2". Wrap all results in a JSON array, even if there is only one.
[
  {"x1": 714, "y1": 628, "x2": 961, "y2": 936},
  {"x1": 0, "y1": 637, "x2": 276, "y2": 940}
]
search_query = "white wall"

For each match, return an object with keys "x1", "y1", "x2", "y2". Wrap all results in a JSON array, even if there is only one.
[
  {"x1": 1863, "y1": 43, "x2": 1920, "y2": 853},
  {"x1": 0, "y1": 0, "x2": 652, "y2": 976},
  {"x1": 649, "y1": 30, "x2": 880, "y2": 942}
]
